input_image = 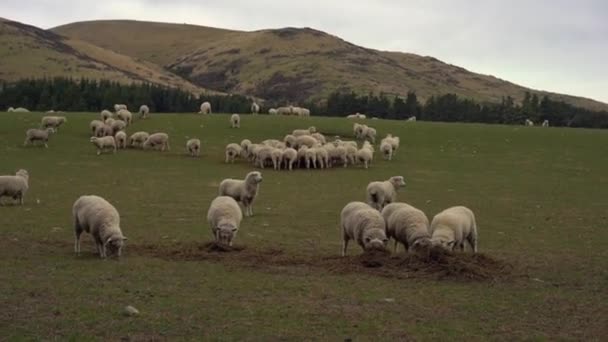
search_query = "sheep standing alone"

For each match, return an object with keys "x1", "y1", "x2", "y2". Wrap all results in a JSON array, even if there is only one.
[
  {"x1": 366, "y1": 176, "x2": 406, "y2": 210},
  {"x1": 407, "y1": 116, "x2": 416, "y2": 122},
  {"x1": 115, "y1": 131, "x2": 127, "y2": 149},
  {"x1": 24, "y1": 128, "x2": 54, "y2": 148},
  {"x1": 186, "y1": 138, "x2": 201, "y2": 157},
  {"x1": 225, "y1": 143, "x2": 242, "y2": 163},
  {"x1": 0, "y1": 169, "x2": 29, "y2": 205},
  {"x1": 218, "y1": 171, "x2": 263, "y2": 217},
  {"x1": 7, "y1": 107, "x2": 15, "y2": 112},
  {"x1": 139, "y1": 105, "x2": 150, "y2": 119},
  {"x1": 382, "y1": 203, "x2": 431, "y2": 253},
  {"x1": 143, "y1": 133, "x2": 170, "y2": 151},
  {"x1": 129, "y1": 132, "x2": 149, "y2": 148},
  {"x1": 90, "y1": 136, "x2": 117, "y2": 155},
  {"x1": 231, "y1": 114, "x2": 241, "y2": 128},
  {"x1": 542, "y1": 120, "x2": 550, "y2": 127},
  {"x1": 207, "y1": 196, "x2": 243, "y2": 246},
  {"x1": 430, "y1": 206, "x2": 478, "y2": 253},
  {"x1": 340, "y1": 201, "x2": 388, "y2": 256},
  {"x1": 14, "y1": 107, "x2": 30, "y2": 113},
  {"x1": 101, "y1": 110, "x2": 113, "y2": 121},
  {"x1": 41, "y1": 116, "x2": 67, "y2": 131},
  {"x1": 73, "y1": 195, "x2": 127, "y2": 258},
  {"x1": 199, "y1": 102, "x2": 212, "y2": 114},
  {"x1": 251, "y1": 102, "x2": 260, "y2": 115},
  {"x1": 525, "y1": 119, "x2": 534, "y2": 126}
]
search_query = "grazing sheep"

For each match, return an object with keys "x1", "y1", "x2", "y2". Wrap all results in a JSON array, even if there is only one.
[
  {"x1": 115, "y1": 131, "x2": 127, "y2": 149},
  {"x1": 382, "y1": 134, "x2": 400, "y2": 156},
  {"x1": 353, "y1": 123, "x2": 365, "y2": 139},
  {"x1": 24, "y1": 128, "x2": 54, "y2": 148},
  {"x1": 90, "y1": 136, "x2": 117, "y2": 155},
  {"x1": 7, "y1": 107, "x2": 15, "y2": 112},
  {"x1": 327, "y1": 144, "x2": 348, "y2": 168},
  {"x1": 114, "y1": 104, "x2": 127, "y2": 112},
  {"x1": 207, "y1": 196, "x2": 243, "y2": 246},
  {"x1": 314, "y1": 146, "x2": 329, "y2": 169},
  {"x1": 281, "y1": 147, "x2": 297, "y2": 170},
  {"x1": 105, "y1": 118, "x2": 116, "y2": 126},
  {"x1": 268, "y1": 108, "x2": 278, "y2": 115},
  {"x1": 283, "y1": 134, "x2": 297, "y2": 148},
  {"x1": 341, "y1": 201, "x2": 388, "y2": 256},
  {"x1": 254, "y1": 146, "x2": 277, "y2": 169},
  {"x1": 199, "y1": 102, "x2": 212, "y2": 114},
  {"x1": 311, "y1": 132, "x2": 326, "y2": 144},
  {"x1": 225, "y1": 143, "x2": 242, "y2": 163},
  {"x1": 186, "y1": 138, "x2": 201, "y2": 157},
  {"x1": 300, "y1": 108, "x2": 311, "y2": 117},
  {"x1": 430, "y1": 206, "x2": 478, "y2": 253},
  {"x1": 101, "y1": 110, "x2": 113, "y2": 121},
  {"x1": 111, "y1": 120, "x2": 127, "y2": 135},
  {"x1": 525, "y1": 119, "x2": 534, "y2": 126},
  {"x1": 542, "y1": 120, "x2": 550, "y2": 127},
  {"x1": 231, "y1": 114, "x2": 240, "y2": 128},
  {"x1": 129, "y1": 131, "x2": 149, "y2": 148},
  {"x1": 270, "y1": 148, "x2": 283, "y2": 170},
  {"x1": 304, "y1": 147, "x2": 317, "y2": 169},
  {"x1": 295, "y1": 135, "x2": 317, "y2": 149},
  {"x1": 143, "y1": 133, "x2": 170, "y2": 151},
  {"x1": 382, "y1": 203, "x2": 431, "y2": 253},
  {"x1": 41, "y1": 116, "x2": 67, "y2": 130},
  {"x1": 276, "y1": 106, "x2": 292, "y2": 115},
  {"x1": 139, "y1": 105, "x2": 150, "y2": 119},
  {"x1": 218, "y1": 171, "x2": 263, "y2": 217},
  {"x1": 407, "y1": 116, "x2": 416, "y2": 122},
  {"x1": 116, "y1": 109, "x2": 132, "y2": 125},
  {"x1": 0, "y1": 169, "x2": 29, "y2": 205},
  {"x1": 261, "y1": 139, "x2": 284, "y2": 149},
  {"x1": 293, "y1": 126, "x2": 317, "y2": 137},
  {"x1": 356, "y1": 142, "x2": 375, "y2": 169},
  {"x1": 14, "y1": 107, "x2": 30, "y2": 113},
  {"x1": 240, "y1": 139, "x2": 252, "y2": 158},
  {"x1": 73, "y1": 195, "x2": 127, "y2": 258},
  {"x1": 251, "y1": 102, "x2": 260, "y2": 115},
  {"x1": 380, "y1": 140, "x2": 393, "y2": 161},
  {"x1": 366, "y1": 176, "x2": 406, "y2": 210},
  {"x1": 363, "y1": 126, "x2": 377, "y2": 143},
  {"x1": 95, "y1": 124, "x2": 113, "y2": 138},
  {"x1": 90, "y1": 120, "x2": 105, "y2": 134},
  {"x1": 345, "y1": 144, "x2": 358, "y2": 166}
]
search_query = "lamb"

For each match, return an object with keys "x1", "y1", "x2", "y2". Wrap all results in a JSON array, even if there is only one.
[
  {"x1": 295, "y1": 135, "x2": 317, "y2": 149},
  {"x1": 24, "y1": 128, "x2": 55, "y2": 148},
  {"x1": 225, "y1": 143, "x2": 242, "y2": 163},
  {"x1": 218, "y1": 171, "x2": 263, "y2": 217},
  {"x1": 314, "y1": 146, "x2": 329, "y2": 169},
  {"x1": 231, "y1": 114, "x2": 241, "y2": 128},
  {"x1": 114, "y1": 104, "x2": 127, "y2": 112},
  {"x1": 356, "y1": 141, "x2": 374, "y2": 169},
  {"x1": 382, "y1": 134, "x2": 400, "y2": 156},
  {"x1": 115, "y1": 131, "x2": 127, "y2": 149},
  {"x1": 95, "y1": 124, "x2": 113, "y2": 138},
  {"x1": 268, "y1": 108, "x2": 278, "y2": 115},
  {"x1": 199, "y1": 102, "x2": 212, "y2": 114},
  {"x1": 542, "y1": 120, "x2": 550, "y2": 127},
  {"x1": 340, "y1": 201, "x2": 388, "y2": 256},
  {"x1": 41, "y1": 116, "x2": 67, "y2": 130},
  {"x1": 105, "y1": 118, "x2": 116, "y2": 126},
  {"x1": 101, "y1": 110, "x2": 113, "y2": 121},
  {"x1": 430, "y1": 206, "x2": 478, "y2": 253},
  {"x1": 281, "y1": 147, "x2": 297, "y2": 170},
  {"x1": 186, "y1": 138, "x2": 201, "y2": 157},
  {"x1": 143, "y1": 133, "x2": 170, "y2": 151},
  {"x1": 116, "y1": 109, "x2": 132, "y2": 125},
  {"x1": 345, "y1": 144, "x2": 358, "y2": 166},
  {"x1": 73, "y1": 195, "x2": 127, "y2": 258},
  {"x1": 382, "y1": 203, "x2": 431, "y2": 253},
  {"x1": 366, "y1": 176, "x2": 406, "y2": 210},
  {"x1": 90, "y1": 120, "x2": 105, "y2": 134},
  {"x1": 293, "y1": 126, "x2": 316, "y2": 136},
  {"x1": 207, "y1": 196, "x2": 243, "y2": 246},
  {"x1": 139, "y1": 105, "x2": 150, "y2": 119},
  {"x1": 251, "y1": 102, "x2": 260, "y2": 115},
  {"x1": 90, "y1": 136, "x2": 117, "y2": 155},
  {"x1": 0, "y1": 169, "x2": 29, "y2": 205},
  {"x1": 297, "y1": 146, "x2": 309, "y2": 168},
  {"x1": 129, "y1": 131, "x2": 149, "y2": 148}
]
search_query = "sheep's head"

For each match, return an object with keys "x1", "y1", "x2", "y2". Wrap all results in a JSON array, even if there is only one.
[
  {"x1": 246, "y1": 171, "x2": 263, "y2": 184},
  {"x1": 363, "y1": 229, "x2": 389, "y2": 251},
  {"x1": 89, "y1": 137, "x2": 98, "y2": 143},
  {"x1": 105, "y1": 234, "x2": 127, "y2": 257},
  {"x1": 215, "y1": 224, "x2": 238, "y2": 245},
  {"x1": 390, "y1": 176, "x2": 406, "y2": 188},
  {"x1": 431, "y1": 236, "x2": 456, "y2": 251},
  {"x1": 308, "y1": 126, "x2": 317, "y2": 133},
  {"x1": 16, "y1": 169, "x2": 29, "y2": 179},
  {"x1": 411, "y1": 237, "x2": 432, "y2": 253}
]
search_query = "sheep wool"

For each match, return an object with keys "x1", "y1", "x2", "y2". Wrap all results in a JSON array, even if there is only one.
[
  {"x1": 24, "y1": 128, "x2": 54, "y2": 148},
  {"x1": 90, "y1": 136, "x2": 117, "y2": 155},
  {"x1": 430, "y1": 206, "x2": 478, "y2": 253},
  {"x1": 225, "y1": 143, "x2": 242, "y2": 163},
  {"x1": 199, "y1": 102, "x2": 212, "y2": 114},
  {"x1": 139, "y1": 105, "x2": 150, "y2": 119},
  {"x1": 218, "y1": 171, "x2": 263, "y2": 217},
  {"x1": 186, "y1": 138, "x2": 201, "y2": 157},
  {"x1": 143, "y1": 133, "x2": 170, "y2": 151},
  {"x1": 231, "y1": 114, "x2": 241, "y2": 128},
  {"x1": 340, "y1": 201, "x2": 388, "y2": 256},
  {"x1": 73, "y1": 195, "x2": 127, "y2": 258},
  {"x1": 129, "y1": 132, "x2": 150, "y2": 148},
  {"x1": 115, "y1": 131, "x2": 128, "y2": 149},
  {"x1": 366, "y1": 176, "x2": 406, "y2": 210},
  {"x1": 382, "y1": 203, "x2": 431, "y2": 253},
  {"x1": 0, "y1": 169, "x2": 29, "y2": 205},
  {"x1": 207, "y1": 196, "x2": 243, "y2": 246}
]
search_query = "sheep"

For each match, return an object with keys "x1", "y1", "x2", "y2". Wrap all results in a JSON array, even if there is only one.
[
  {"x1": 311, "y1": 133, "x2": 326, "y2": 144},
  {"x1": 295, "y1": 135, "x2": 317, "y2": 149},
  {"x1": 95, "y1": 124, "x2": 113, "y2": 138},
  {"x1": 380, "y1": 140, "x2": 393, "y2": 161},
  {"x1": 111, "y1": 120, "x2": 127, "y2": 135},
  {"x1": 225, "y1": 143, "x2": 242, "y2": 163},
  {"x1": 24, "y1": 128, "x2": 55, "y2": 148},
  {"x1": 430, "y1": 206, "x2": 478, "y2": 253},
  {"x1": 90, "y1": 120, "x2": 105, "y2": 134},
  {"x1": 218, "y1": 171, "x2": 263, "y2": 217},
  {"x1": 138, "y1": 105, "x2": 150, "y2": 119},
  {"x1": 207, "y1": 196, "x2": 243, "y2": 246},
  {"x1": 14, "y1": 107, "x2": 30, "y2": 113},
  {"x1": 281, "y1": 147, "x2": 297, "y2": 170},
  {"x1": 240, "y1": 139, "x2": 252, "y2": 158},
  {"x1": 101, "y1": 110, "x2": 113, "y2": 121},
  {"x1": 283, "y1": 134, "x2": 297, "y2": 148},
  {"x1": 366, "y1": 176, "x2": 406, "y2": 210},
  {"x1": 7, "y1": 107, "x2": 14, "y2": 112},
  {"x1": 304, "y1": 147, "x2": 317, "y2": 169},
  {"x1": 345, "y1": 144, "x2": 358, "y2": 166},
  {"x1": 314, "y1": 146, "x2": 329, "y2": 169},
  {"x1": 129, "y1": 131, "x2": 149, "y2": 148},
  {"x1": 353, "y1": 123, "x2": 365, "y2": 138},
  {"x1": 186, "y1": 138, "x2": 201, "y2": 157},
  {"x1": 382, "y1": 134, "x2": 400, "y2": 156},
  {"x1": 407, "y1": 116, "x2": 416, "y2": 122},
  {"x1": 105, "y1": 118, "x2": 116, "y2": 126},
  {"x1": 231, "y1": 114, "x2": 241, "y2": 128},
  {"x1": 276, "y1": 106, "x2": 292, "y2": 115},
  {"x1": 382, "y1": 203, "x2": 431, "y2": 253},
  {"x1": 525, "y1": 119, "x2": 534, "y2": 126},
  {"x1": 73, "y1": 195, "x2": 127, "y2": 258},
  {"x1": 0, "y1": 169, "x2": 29, "y2": 205},
  {"x1": 293, "y1": 126, "x2": 316, "y2": 137},
  {"x1": 143, "y1": 133, "x2": 170, "y2": 151},
  {"x1": 41, "y1": 116, "x2": 67, "y2": 130},
  {"x1": 115, "y1": 131, "x2": 127, "y2": 149},
  {"x1": 255, "y1": 146, "x2": 278, "y2": 169},
  {"x1": 90, "y1": 136, "x2": 117, "y2": 155},
  {"x1": 363, "y1": 126, "x2": 377, "y2": 143},
  {"x1": 326, "y1": 144, "x2": 348, "y2": 168},
  {"x1": 116, "y1": 109, "x2": 132, "y2": 125},
  {"x1": 270, "y1": 148, "x2": 283, "y2": 170},
  {"x1": 542, "y1": 120, "x2": 550, "y2": 127},
  {"x1": 340, "y1": 201, "x2": 388, "y2": 256},
  {"x1": 356, "y1": 142, "x2": 374, "y2": 169},
  {"x1": 251, "y1": 102, "x2": 260, "y2": 115},
  {"x1": 248, "y1": 144, "x2": 263, "y2": 162},
  {"x1": 291, "y1": 107, "x2": 302, "y2": 116},
  {"x1": 300, "y1": 108, "x2": 311, "y2": 117},
  {"x1": 268, "y1": 108, "x2": 278, "y2": 115},
  {"x1": 114, "y1": 104, "x2": 127, "y2": 112},
  {"x1": 199, "y1": 101, "x2": 212, "y2": 114}
]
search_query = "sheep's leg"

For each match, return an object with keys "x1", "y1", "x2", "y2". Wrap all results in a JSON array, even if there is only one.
[
  {"x1": 393, "y1": 240, "x2": 399, "y2": 253},
  {"x1": 19, "y1": 193, "x2": 24, "y2": 205},
  {"x1": 342, "y1": 237, "x2": 349, "y2": 257},
  {"x1": 97, "y1": 149, "x2": 101, "y2": 155},
  {"x1": 469, "y1": 233, "x2": 478, "y2": 253},
  {"x1": 74, "y1": 228, "x2": 83, "y2": 254}
]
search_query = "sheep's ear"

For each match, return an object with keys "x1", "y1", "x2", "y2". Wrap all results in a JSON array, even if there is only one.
[
  {"x1": 105, "y1": 237, "x2": 113, "y2": 245},
  {"x1": 447, "y1": 240, "x2": 456, "y2": 248}
]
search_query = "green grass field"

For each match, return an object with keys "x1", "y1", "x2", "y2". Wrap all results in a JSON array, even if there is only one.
[{"x1": 1, "y1": 112, "x2": 607, "y2": 340}]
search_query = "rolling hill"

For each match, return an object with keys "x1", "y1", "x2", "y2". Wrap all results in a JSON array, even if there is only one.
[
  {"x1": 0, "y1": 18, "x2": 210, "y2": 94},
  {"x1": 53, "y1": 20, "x2": 608, "y2": 111}
]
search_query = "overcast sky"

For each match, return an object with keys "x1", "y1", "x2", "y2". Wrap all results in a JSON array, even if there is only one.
[{"x1": 3, "y1": 0, "x2": 607, "y2": 103}]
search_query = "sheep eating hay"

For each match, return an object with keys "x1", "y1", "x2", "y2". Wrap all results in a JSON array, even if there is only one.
[
  {"x1": 207, "y1": 196, "x2": 243, "y2": 246},
  {"x1": 340, "y1": 201, "x2": 388, "y2": 256},
  {"x1": 430, "y1": 206, "x2": 478, "y2": 253},
  {"x1": 382, "y1": 203, "x2": 431, "y2": 253},
  {"x1": 0, "y1": 169, "x2": 29, "y2": 205},
  {"x1": 218, "y1": 171, "x2": 263, "y2": 217},
  {"x1": 73, "y1": 195, "x2": 127, "y2": 258},
  {"x1": 366, "y1": 176, "x2": 406, "y2": 210}
]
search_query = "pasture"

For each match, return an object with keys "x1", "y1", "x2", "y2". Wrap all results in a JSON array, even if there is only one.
[{"x1": 1, "y1": 112, "x2": 607, "y2": 340}]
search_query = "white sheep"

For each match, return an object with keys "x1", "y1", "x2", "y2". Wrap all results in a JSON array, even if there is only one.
[
  {"x1": 114, "y1": 104, "x2": 127, "y2": 112},
  {"x1": 14, "y1": 107, "x2": 30, "y2": 112},
  {"x1": 314, "y1": 146, "x2": 329, "y2": 169},
  {"x1": 115, "y1": 131, "x2": 127, "y2": 149},
  {"x1": 281, "y1": 147, "x2": 297, "y2": 170},
  {"x1": 277, "y1": 107, "x2": 292, "y2": 115},
  {"x1": 326, "y1": 144, "x2": 348, "y2": 168},
  {"x1": 111, "y1": 120, "x2": 127, "y2": 135},
  {"x1": 24, "y1": 128, "x2": 55, "y2": 148},
  {"x1": 380, "y1": 140, "x2": 393, "y2": 161},
  {"x1": 300, "y1": 108, "x2": 311, "y2": 117},
  {"x1": 311, "y1": 133, "x2": 326, "y2": 144},
  {"x1": 90, "y1": 136, "x2": 117, "y2": 155},
  {"x1": 255, "y1": 146, "x2": 280, "y2": 169},
  {"x1": 341, "y1": 201, "x2": 388, "y2": 256},
  {"x1": 356, "y1": 142, "x2": 374, "y2": 169},
  {"x1": 283, "y1": 134, "x2": 297, "y2": 148},
  {"x1": 251, "y1": 102, "x2": 260, "y2": 115},
  {"x1": 366, "y1": 176, "x2": 406, "y2": 210},
  {"x1": 382, "y1": 203, "x2": 431, "y2": 253},
  {"x1": 225, "y1": 143, "x2": 242, "y2": 163},
  {"x1": 186, "y1": 138, "x2": 201, "y2": 157},
  {"x1": 271, "y1": 148, "x2": 283, "y2": 170},
  {"x1": 240, "y1": 139, "x2": 252, "y2": 158},
  {"x1": 116, "y1": 109, "x2": 132, "y2": 125},
  {"x1": 199, "y1": 102, "x2": 212, "y2": 114},
  {"x1": 218, "y1": 171, "x2": 263, "y2": 217},
  {"x1": 95, "y1": 124, "x2": 113, "y2": 138},
  {"x1": 295, "y1": 135, "x2": 317, "y2": 149},
  {"x1": 231, "y1": 114, "x2": 241, "y2": 128},
  {"x1": 139, "y1": 105, "x2": 150, "y2": 119},
  {"x1": 268, "y1": 108, "x2": 278, "y2": 115},
  {"x1": 41, "y1": 116, "x2": 67, "y2": 130},
  {"x1": 207, "y1": 196, "x2": 243, "y2": 246},
  {"x1": 430, "y1": 206, "x2": 478, "y2": 253},
  {"x1": 382, "y1": 134, "x2": 400, "y2": 156},
  {"x1": 353, "y1": 123, "x2": 365, "y2": 139},
  {"x1": 90, "y1": 120, "x2": 105, "y2": 134},
  {"x1": 407, "y1": 116, "x2": 416, "y2": 122},
  {"x1": 345, "y1": 145, "x2": 358, "y2": 166},
  {"x1": 73, "y1": 195, "x2": 127, "y2": 258},
  {"x1": 363, "y1": 126, "x2": 377, "y2": 143},
  {"x1": 525, "y1": 119, "x2": 534, "y2": 126},
  {"x1": 7, "y1": 107, "x2": 15, "y2": 112},
  {"x1": 304, "y1": 147, "x2": 317, "y2": 169},
  {"x1": 105, "y1": 118, "x2": 116, "y2": 126},
  {"x1": 293, "y1": 126, "x2": 316, "y2": 137},
  {"x1": 101, "y1": 110, "x2": 113, "y2": 121},
  {"x1": 129, "y1": 132, "x2": 149, "y2": 148},
  {"x1": 143, "y1": 133, "x2": 170, "y2": 151},
  {"x1": 296, "y1": 146, "x2": 309, "y2": 168},
  {"x1": 542, "y1": 120, "x2": 549, "y2": 127},
  {"x1": 0, "y1": 169, "x2": 29, "y2": 205}
]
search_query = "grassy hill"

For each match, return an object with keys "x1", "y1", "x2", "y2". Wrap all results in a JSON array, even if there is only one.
[
  {"x1": 54, "y1": 20, "x2": 608, "y2": 111},
  {"x1": 0, "y1": 18, "x2": 210, "y2": 94}
]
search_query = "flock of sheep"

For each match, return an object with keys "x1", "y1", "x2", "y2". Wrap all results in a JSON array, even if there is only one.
[
  {"x1": 2, "y1": 102, "x2": 480, "y2": 260},
  {"x1": 525, "y1": 119, "x2": 550, "y2": 127}
]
